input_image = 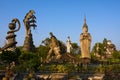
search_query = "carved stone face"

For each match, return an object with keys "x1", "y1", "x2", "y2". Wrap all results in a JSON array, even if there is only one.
[{"x1": 83, "y1": 27, "x2": 88, "y2": 33}]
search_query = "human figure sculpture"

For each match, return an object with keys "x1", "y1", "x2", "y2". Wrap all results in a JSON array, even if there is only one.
[
  {"x1": 46, "y1": 32, "x2": 61, "y2": 62},
  {"x1": 23, "y1": 10, "x2": 36, "y2": 37},
  {"x1": 80, "y1": 17, "x2": 92, "y2": 59},
  {"x1": 95, "y1": 43, "x2": 100, "y2": 57},
  {"x1": 106, "y1": 40, "x2": 115, "y2": 55},
  {"x1": 2, "y1": 18, "x2": 20, "y2": 51},
  {"x1": 66, "y1": 36, "x2": 72, "y2": 53}
]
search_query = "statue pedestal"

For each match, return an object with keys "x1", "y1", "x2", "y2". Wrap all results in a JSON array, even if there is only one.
[{"x1": 23, "y1": 33, "x2": 35, "y2": 52}]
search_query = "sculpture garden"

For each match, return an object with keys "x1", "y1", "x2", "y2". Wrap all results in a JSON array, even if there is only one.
[{"x1": 0, "y1": 10, "x2": 120, "y2": 80}]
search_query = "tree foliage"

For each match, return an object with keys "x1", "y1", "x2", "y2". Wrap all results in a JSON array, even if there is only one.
[
  {"x1": 92, "y1": 39, "x2": 106, "y2": 59},
  {"x1": 41, "y1": 38, "x2": 50, "y2": 46},
  {"x1": 37, "y1": 45, "x2": 49, "y2": 60},
  {"x1": 112, "y1": 50, "x2": 120, "y2": 59},
  {"x1": 0, "y1": 48, "x2": 21, "y2": 63},
  {"x1": 18, "y1": 51, "x2": 40, "y2": 71},
  {"x1": 71, "y1": 43, "x2": 80, "y2": 54}
]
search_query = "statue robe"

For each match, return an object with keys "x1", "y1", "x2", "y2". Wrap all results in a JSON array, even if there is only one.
[
  {"x1": 80, "y1": 33, "x2": 91, "y2": 59},
  {"x1": 66, "y1": 38, "x2": 72, "y2": 53}
]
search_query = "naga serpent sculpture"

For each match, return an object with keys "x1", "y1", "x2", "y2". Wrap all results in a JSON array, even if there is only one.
[
  {"x1": 23, "y1": 10, "x2": 37, "y2": 37},
  {"x1": 2, "y1": 18, "x2": 21, "y2": 51}
]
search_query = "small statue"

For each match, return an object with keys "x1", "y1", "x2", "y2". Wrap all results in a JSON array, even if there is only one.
[
  {"x1": 95, "y1": 43, "x2": 101, "y2": 57},
  {"x1": 2, "y1": 18, "x2": 20, "y2": 51},
  {"x1": 46, "y1": 32, "x2": 61, "y2": 62},
  {"x1": 10, "y1": 61, "x2": 15, "y2": 71},
  {"x1": 23, "y1": 10, "x2": 37, "y2": 37},
  {"x1": 66, "y1": 36, "x2": 72, "y2": 53},
  {"x1": 3, "y1": 62, "x2": 16, "y2": 80}
]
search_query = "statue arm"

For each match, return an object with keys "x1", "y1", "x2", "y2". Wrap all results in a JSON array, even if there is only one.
[
  {"x1": 80, "y1": 34, "x2": 84, "y2": 41},
  {"x1": 88, "y1": 34, "x2": 92, "y2": 41},
  {"x1": 23, "y1": 18, "x2": 30, "y2": 36}
]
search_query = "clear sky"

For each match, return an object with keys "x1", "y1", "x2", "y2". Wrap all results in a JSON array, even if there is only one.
[{"x1": 0, "y1": 0, "x2": 120, "y2": 50}]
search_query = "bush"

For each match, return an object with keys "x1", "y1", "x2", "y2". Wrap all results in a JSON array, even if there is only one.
[
  {"x1": 38, "y1": 64, "x2": 76, "y2": 73},
  {"x1": 18, "y1": 52, "x2": 40, "y2": 72},
  {"x1": 1, "y1": 50, "x2": 21, "y2": 63}
]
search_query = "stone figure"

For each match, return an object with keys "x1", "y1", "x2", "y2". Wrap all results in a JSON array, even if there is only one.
[
  {"x1": 105, "y1": 40, "x2": 116, "y2": 58},
  {"x1": 95, "y1": 43, "x2": 101, "y2": 57},
  {"x1": 2, "y1": 18, "x2": 20, "y2": 51},
  {"x1": 23, "y1": 10, "x2": 36, "y2": 37},
  {"x1": 80, "y1": 17, "x2": 92, "y2": 59},
  {"x1": 46, "y1": 32, "x2": 61, "y2": 62},
  {"x1": 66, "y1": 36, "x2": 72, "y2": 53},
  {"x1": 3, "y1": 62, "x2": 16, "y2": 80},
  {"x1": 23, "y1": 10, "x2": 37, "y2": 52}
]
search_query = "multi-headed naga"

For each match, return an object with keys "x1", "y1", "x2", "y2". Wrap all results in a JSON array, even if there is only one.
[{"x1": 23, "y1": 10, "x2": 37, "y2": 37}]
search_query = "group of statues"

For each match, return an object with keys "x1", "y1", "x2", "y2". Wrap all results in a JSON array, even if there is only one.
[
  {"x1": 0, "y1": 10, "x2": 37, "y2": 52},
  {"x1": 1, "y1": 10, "x2": 37, "y2": 80},
  {"x1": 0, "y1": 10, "x2": 92, "y2": 64},
  {"x1": 46, "y1": 17, "x2": 92, "y2": 63}
]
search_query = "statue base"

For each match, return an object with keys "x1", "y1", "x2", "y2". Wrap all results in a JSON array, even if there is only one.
[{"x1": 23, "y1": 33, "x2": 35, "y2": 52}]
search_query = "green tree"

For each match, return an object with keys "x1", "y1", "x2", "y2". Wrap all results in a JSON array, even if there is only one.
[
  {"x1": 91, "y1": 52, "x2": 98, "y2": 62},
  {"x1": 103, "y1": 38, "x2": 107, "y2": 46},
  {"x1": 98, "y1": 43, "x2": 105, "y2": 57},
  {"x1": 18, "y1": 52, "x2": 40, "y2": 72},
  {"x1": 112, "y1": 50, "x2": 120, "y2": 59},
  {"x1": 58, "y1": 41, "x2": 66, "y2": 54},
  {"x1": 0, "y1": 48, "x2": 21, "y2": 64},
  {"x1": 42, "y1": 38, "x2": 50, "y2": 46},
  {"x1": 71, "y1": 43, "x2": 80, "y2": 54},
  {"x1": 92, "y1": 42, "x2": 105, "y2": 59},
  {"x1": 37, "y1": 45, "x2": 49, "y2": 60}
]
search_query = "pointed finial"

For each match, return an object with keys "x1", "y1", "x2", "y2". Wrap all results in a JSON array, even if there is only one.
[
  {"x1": 82, "y1": 15, "x2": 88, "y2": 31},
  {"x1": 84, "y1": 15, "x2": 86, "y2": 24},
  {"x1": 68, "y1": 36, "x2": 70, "y2": 39}
]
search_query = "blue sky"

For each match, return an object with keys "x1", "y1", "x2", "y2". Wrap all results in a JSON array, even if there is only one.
[{"x1": 0, "y1": 0, "x2": 120, "y2": 50}]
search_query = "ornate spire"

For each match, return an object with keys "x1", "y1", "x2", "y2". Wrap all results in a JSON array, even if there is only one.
[
  {"x1": 83, "y1": 16, "x2": 88, "y2": 29},
  {"x1": 84, "y1": 16, "x2": 86, "y2": 24}
]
